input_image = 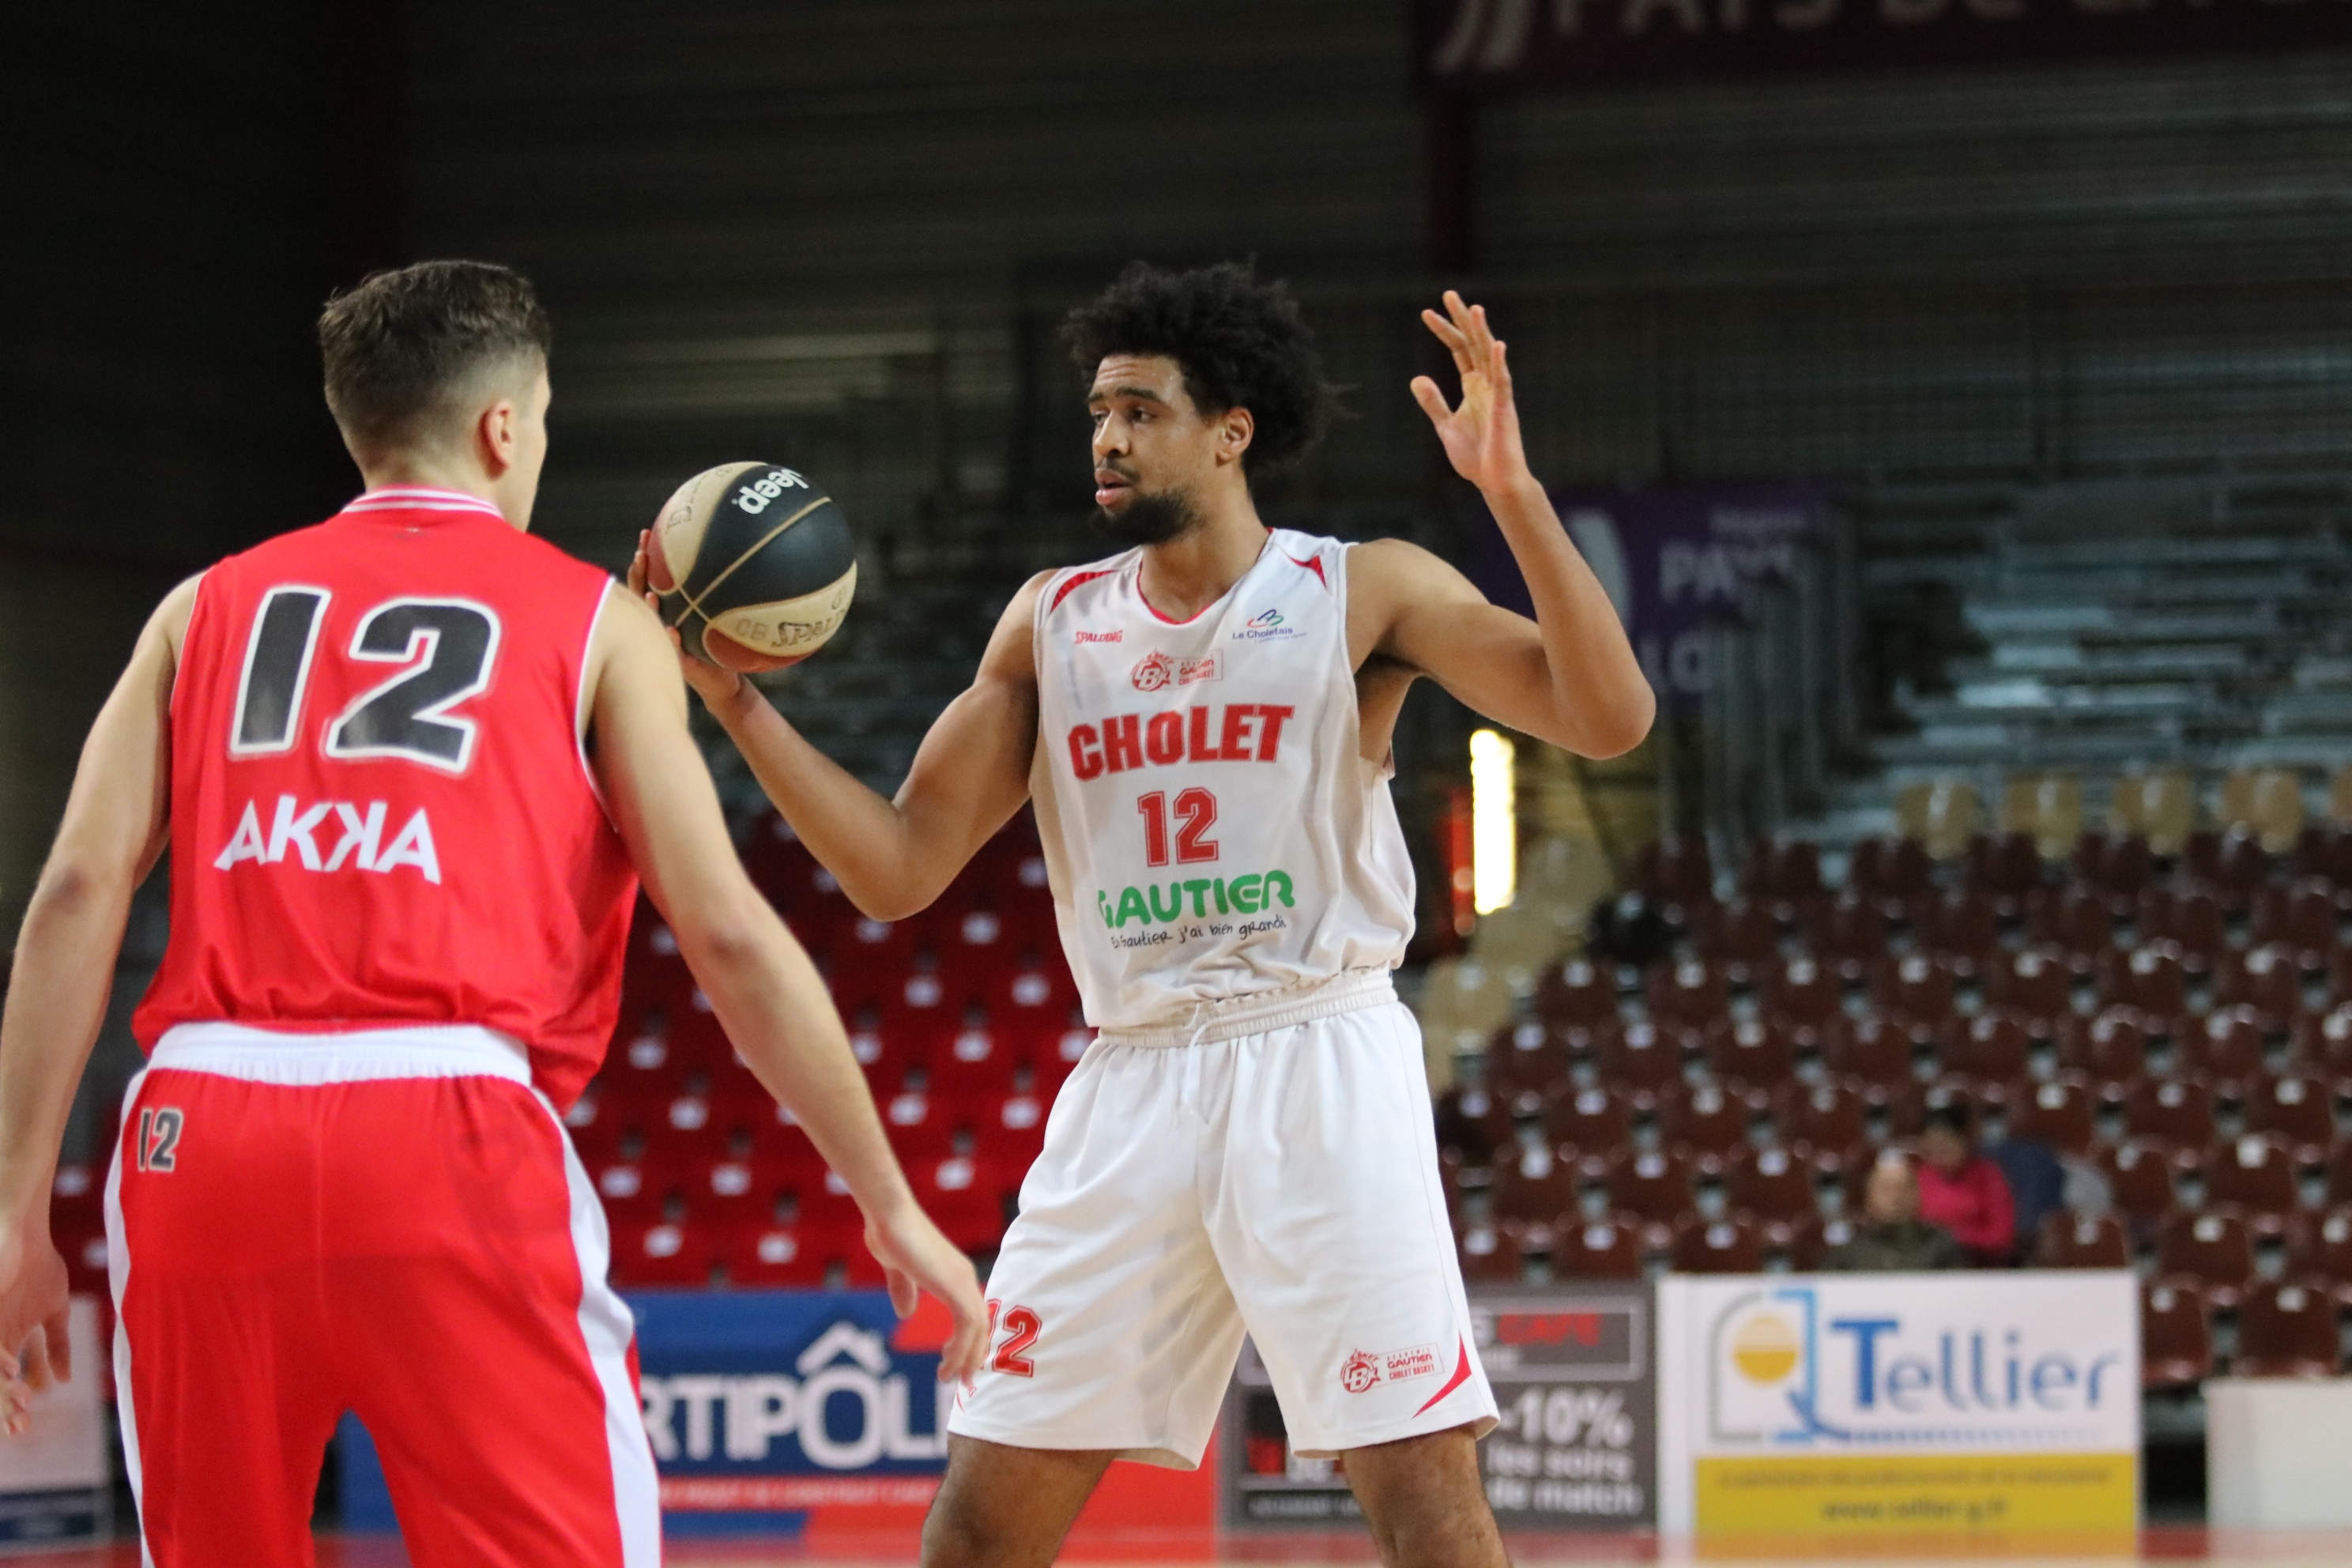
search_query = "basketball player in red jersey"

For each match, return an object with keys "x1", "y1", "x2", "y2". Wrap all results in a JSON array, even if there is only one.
[
  {"x1": 0, "y1": 261, "x2": 986, "y2": 1566},
  {"x1": 643, "y1": 266, "x2": 1651, "y2": 1568}
]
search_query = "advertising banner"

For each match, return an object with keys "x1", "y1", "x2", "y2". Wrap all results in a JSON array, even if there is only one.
[
  {"x1": 1656, "y1": 1272, "x2": 2139, "y2": 1537},
  {"x1": 1223, "y1": 1282, "x2": 1657, "y2": 1529},
  {"x1": 1418, "y1": 0, "x2": 2352, "y2": 89},
  {"x1": 1470, "y1": 486, "x2": 1822, "y2": 712},
  {"x1": 0, "y1": 1298, "x2": 109, "y2": 1546}
]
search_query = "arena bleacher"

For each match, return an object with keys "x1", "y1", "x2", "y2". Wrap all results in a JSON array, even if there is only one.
[{"x1": 1441, "y1": 788, "x2": 2352, "y2": 1393}]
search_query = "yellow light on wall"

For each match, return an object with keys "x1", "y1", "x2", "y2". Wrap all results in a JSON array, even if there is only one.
[{"x1": 1469, "y1": 729, "x2": 1517, "y2": 916}]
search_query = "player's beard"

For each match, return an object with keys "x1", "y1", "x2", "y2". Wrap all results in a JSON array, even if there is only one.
[{"x1": 1091, "y1": 485, "x2": 1203, "y2": 548}]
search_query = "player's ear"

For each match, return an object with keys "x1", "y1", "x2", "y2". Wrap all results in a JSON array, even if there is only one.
[
  {"x1": 477, "y1": 394, "x2": 518, "y2": 476},
  {"x1": 1219, "y1": 405, "x2": 1254, "y2": 467}
]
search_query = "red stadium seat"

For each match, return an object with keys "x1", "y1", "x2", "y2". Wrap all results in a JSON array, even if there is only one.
[
  {"x1": 1645, "y1": 959, "x2": 1731, "y2": 1030},
  {"x1": 727, "y1": 1224, "x2": 831, "y2": 1288},
  {"x1": 2056, "y1": 1010, "x2": 2148, "y2": 1098},
  {"x1": 1943, "y1": 1012, "x2": 2030, "y2": 1094},
  {"x1": 2154, "y1": 1208, "x2": 2256, "y2": 1308},
  {"x1": 1704, "y1": 1017, "x2": 1800, "y2": 1091},
  {"x1": 2007, "y1": 1078, "x2": 2099, "y2": 1159},
  {"x1": 1658, "y1": 1083, "x2": 1760, "y2": 1174},
  {"x1": 2076, "y1": 833, "x2": 2153, "y2": 904},
  {"x1": 2138, "y1": 888, "x2": 2226, "y2": 971},
  {"x1": 1534, "y1": 957, "x2": 1619, "y2": 1031},
  {"x1": 1961, "y1": 830, "x2": 2041, "y2": 912},
  {"x1": 2123, "y1": 1078, "x2": 2215, "y2": 1166},
  {"x1": 2290, "y1": 825, "x2": 2352, "y2": 890},
  {"x1": 2241, "y1": 1072, "x2": 2337, "y2": 1166},
  {"x1": 1687, "y1": 898, "x2": 1781, "y2": 984},
  {"x1": 1602, "y1": 1149, "x2": 1697, "y2": 1248},
  {"x1": 881, "y1": 1089, "x2": 957, "y2": 1160},
  {"x1": 2203, "y1": 1135, "x2": 2301, "y2": 1234},
  {"x1": 2027, "y1": 886, "x2": 2115, "y2": 974},
  {"x1": 1457, "y1": 1226, "x2": 1525, "y2": 1284},
  {"x1": 1820, "y1": 1015, "x2": 1913, "y2": 1093},
  {"x1": 1848, "y1": 836, "x2": 1932, "y2": 911},
  {"x1": 1491, "y1": 1147, "x2": 1583, "y2": 1231},
  {"x1": 609, "y1": 1220, "x2": 717, "y2": 1288},
  {"x1": 1884, "y1": 1079, "x2": 1977, "y2": 1140},
  {"x1": 1723, "y1": 1146, "x2": 1819, "y2": 1242},
  {"x1": 2251, "y1": 881, "x2": 2339, "y2": 970},
  {"x1": 2141, "y1": 1284, "x2": 2213, "y2": 1389},
  {"x1": 2214, "y1": 945, "x2": 2307, "y2": 1027},
  {"x1": 1593, "y1": 1022, "x2": 1686, "y2": 1107},
  {"x1": 2098, "y1": 1139, "x2": 2180, "y2": 1234},
  {"x1": 2098, "y1": 943, "x2": 2187, "y2": 1020},
  {"x1": 2232, "y1": 1280, "x2": 2342, "y2": 1378},
  {"x1": 1871, "y1": 953, "x2": 1956, "y2": 1028},
  {"x1": 1785, "y1": 1214, "x2": 1856, "y2": 1273},
  {"x1": 2291, "y1": 1002, "x2": 2352, "y2": 1090},
  {"x1": 1486, "y1": 1022, "x2": 1571, "y2": 1111},
  {"x1": 1436, "y1": 1087, "x2": 1520, "y2": 1167},
  {"x1": 590, "y1": 1158, "x2": 669, "y2": 1227},
  {"x1": 1814, "y1": 894, "x2": 1890, "y2": 983},
  {"x1": 684, "y1": 1156, "x2": 773, "y2": 1230},
  {"x1": 1775, "y1": 1081, "x2": 1871, "y2": 1170},
  {"x1": 2328, "y1": 1143, "x2": 2352, "y2": 1210},
  {"x1": 970, "y1": 1088, "x2": 1050, "y2": 1168},
  {"x1": 2285, "y1": 1208, "x2": 2352, "y2": 1309},
  {"x1": 1549, "y1": 1217, "x2": 1643, "y2": 1280},
  {"x1": 1983, "y1": 948, "x2": 2073, "y2": 1025},
  {"x1": 1757, "y1": 957, "x2": 1842, "y2": 1042},
  {"x1": 1913, "y1": 890, "x2": 2001, "y2": 977},
  {"x1": 1669, "y1": 1216, "x2": 1763, "y2": 1275},
  {"x1": 1544, "y1": 1087, "x2": 1634, "y2": 1170},
  {"x1": 2037, "y1": 1212, "x2": 2130, "y2": 1268},
  {"x1": 1631, "y1": 839, "x2": 1714, "y2": 911},
  {"x1": 911, "y1": 1155, "x2": 1011, "y2": 1250},
  {"x1": 1740, "y1": 839, "x2": 1822, "y2": 920}
]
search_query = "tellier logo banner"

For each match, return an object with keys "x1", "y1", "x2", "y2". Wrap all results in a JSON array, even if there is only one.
[{"x1": 1657, "y1": 1272, "x2": 2139, "y2": 1534}]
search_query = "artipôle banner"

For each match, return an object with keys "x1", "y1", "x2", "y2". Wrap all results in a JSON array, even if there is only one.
[
  {"x1": 1655, "y1": 1272, "x2": 2140, "y2": 1537},
  {"x1": 1469, "y1": 484, "x2": 1823, "y2": 712},
  {"x1": 1418, "y1": 0, "x2": 2352, "y2": 89}
]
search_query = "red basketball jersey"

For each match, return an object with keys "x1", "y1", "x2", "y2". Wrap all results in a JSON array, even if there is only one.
[{"x1": 134, "y1": 487, "x2": 638, "y2": 1107}]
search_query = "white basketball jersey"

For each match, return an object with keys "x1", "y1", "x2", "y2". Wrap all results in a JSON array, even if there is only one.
[{"x1": 1029, "y1": 530, "x2": 1415, "y2": 1031}]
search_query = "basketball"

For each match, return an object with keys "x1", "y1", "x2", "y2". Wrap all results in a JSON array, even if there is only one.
[{"x1": 646, "y1": 461, "x2": 858, "y2": 672}]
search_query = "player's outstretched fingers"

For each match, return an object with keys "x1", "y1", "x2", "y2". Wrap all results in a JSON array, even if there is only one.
[
  {"x1": 884, "y1": 1265, "x2": 919, "y2": 1319},
  {"x1": 940, "y1": 1294, "x2": 989, "y2": 1386},
  {"x1": 36, "y1": 1311, "x2": 66, "y2": 1388},
  {"x1": 17, "y1": 1324, "x2": 51, "y2": 1395},
  {"x1": 626, "y1": 530, "x2": 652, "y2": 597},
  {"x1": 1410, "y1": 375, "x2": 1453, "y2": 424}
]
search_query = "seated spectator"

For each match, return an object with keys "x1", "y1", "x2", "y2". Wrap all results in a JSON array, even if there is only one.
[
  {"x1": 1985, "y1": 1138, "x2": 2064, "y2": 1265},
  {"x1": 1823, "y1": 1157, "x2": 1966, "y2": 1272},
  {"x1": 1917, "y1": 1104, "x2": 2015, "y2": 1265}
]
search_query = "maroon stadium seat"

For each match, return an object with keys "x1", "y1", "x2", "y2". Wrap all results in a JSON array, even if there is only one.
[
  {"x1": 2140, "y1": 1284, "x2": 2213, "y2": 1389},
  {"x1": 1776, "y1": 1080, "x2": 1872, "y2": 1170},
  {"x1": 2154, "y1": 1208, "x2": 2257, "y2": 1308},
  {"x1": 2251, "y1": 881, "x2": 2340, "y2": 969},
  {"x1": 2328, "y1": 1142, "x2": 2352, "y2": 1209},
  {"x1": 2098, "y1": 1139, "x2": 2182, "y2": 1234},
  {"x1": 2213, "y1": 944, "x2": 2308, "y2": 1027},
  {"x1": 1944, "y1": 1012, "x2": 2032, "y2": 1094},
  {"x1": 1669, "y1": 1216, "x2": 1764, "y2": 1275},
  {"x1": 1658, "y1": 1083, "x2": 1760, "y2": 1174},
  {"x1": 2123, "y1": 1077, "x2": 2216, "y2": 1166},
  {"x1": 1848, "y1": 836, "x2": 1932, "y2": 911},
  {"x1": 2139, "y1": 889, "x2": 2226, "y2": 971},
  {"x1": 1705, "y1": 1017, "x2": 1800, "y2": 1091},
  {"x1": 1821, "y1": 1015, "x2": 1913, "y2": 1093},
  {"x1": 1550, "y1": 1217, "x2": 1643, "y2": 1280},
  {"x1": 1535, "y1": 956, "x2": 1620, "y2": 1031},
  {"x1": 2241, "y1": 1072, "x2": 2337, "y2": 1167},
  {"x1": 1491, "y1": 1147, "x2": 1584, "y2": 1230},
  {"x1": 1486, "y1": 1021, "x2": 1572, "y2": 1111},
  {"x1": 1741, "y1": 839, "x2": 1824, "y2": 913},
  {"x1": 1961, "y1": 831, "x2": 2043, "y2": 914},
  {"x1": 1602, "y1": 1149, "x2": 1697, "y2": 1248},
  {"x1": 1688, "y1": 898, "x2": 1781, "y2": 984},
  {"x1": 2099, "y1": 943, "x2": 2188, "y2": 1020},
  {"x1": 1434, "y1": 1087, "x2": 1519, "y2": 1167},
  {"x1": 1872, "y1": 953, "x2": 1957, "y2": 1028},
  {"x1": 2028, "y1": 885, "x2": 2115, "y2": 974},
  {"x1": 1884, "y1": 1079, "x2": 1977, "y2": 1140},
  {"x1": 2203, "y1": 1135, "x2": 2301, "y2": 1234},
  {"x1": 2292, "y1": 1003, "x2": 2352, "y2": 1092},
  {"x1": 1984, "y1": 947, "x2": 2073, "y2": 1025},
  {"x1": 2038, "y1": 1212, "x2": 2131, "y2": 1269},
  {"x1": 1646, "y1": 959, "x2": 1732, "y2": 1030},
  {"x1": 1913, "y1": 891, "x2": 2001, "y2": 978},
  {"x1": 1594, "y1": 1022, "x2": 1687, "y2": 1107},
  {"x1": 1544, "y1": 1087, "x2": 1634, "y2": 1170},
  {"x1": 2284, "y1": 1207, "x2": 2352, "y2": 1309},
  {"x1": 1457, "y1": 1226, "x2": 1525, "y2": 1284},
  {"x1": 2057, "y1": 1009, "x2": 2148, "y2": 1099},
  {"x1": 2231, "y1": 1280, "x2": 2342, "y2": 1378},
  {"x1": 1723, "y1": 1146, "x2": 1819, "y2": 1243},
  {"x1": 2007, "y1": 1077, "x2": 2100, "y2": 1159},
  {"x1": 1785, "y1": 1213, "x2": 1856, "y2": 1273},
  {"x1": 2290, "y1": 824, "x2": 2352, "y2": 890},
  {"x1": 1758, "y1": 956, "x2": 1843, "y2": 1042},
  {"x1": 1815, "y1": 894, "x2": 1890, "y2": 983},
  {"x1": 1632, "y1": 839, "x2": 1714, "y2": 911},
  {"x1": 2077, "y1": 832, "x2": 2154, "y2": 904}
]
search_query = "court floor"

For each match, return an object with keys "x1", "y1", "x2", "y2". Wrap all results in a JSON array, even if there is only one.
[{"x1": 13, "y1": 1529, "x2": 2352, "y2": 1566}]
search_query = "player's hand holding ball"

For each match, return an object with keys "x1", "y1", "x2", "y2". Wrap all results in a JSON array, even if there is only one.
[{"x1": 628, "y1": 461, "x2": 858, "y2": 706}]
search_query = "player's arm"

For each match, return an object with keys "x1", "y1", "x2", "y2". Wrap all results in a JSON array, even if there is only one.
[
  {"x1": 1364, "y1": 291, "x2": 1655, "y2": 761},
  {"x1": 631, "y1": 545, "x2": 1045, "y2": 923},
  {"x1": 0, "y1": 575, "x2": 199, "y2": 1412},
  {"x1": 586, "y1": 586, "x2": 986, "y2": 1378}
]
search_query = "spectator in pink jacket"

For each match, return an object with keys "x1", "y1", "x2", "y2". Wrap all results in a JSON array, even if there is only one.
[{"x1": 1916, "y1": 1104, "x2": 2015, "y2": 1265}]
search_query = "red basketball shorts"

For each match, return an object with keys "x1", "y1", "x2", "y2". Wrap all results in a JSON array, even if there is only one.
[{"x1": 105, "y1": 1023, "x2": 660, "y2": 1567}]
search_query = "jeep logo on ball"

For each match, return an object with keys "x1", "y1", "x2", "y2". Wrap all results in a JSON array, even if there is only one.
[{"x1": 736, "y1": 468, "x2": 812, "y2": 514}]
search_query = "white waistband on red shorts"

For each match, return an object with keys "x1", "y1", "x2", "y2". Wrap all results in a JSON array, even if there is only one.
[
  {"x1": 149, "y1": 1022, "x2": 532, "y2": 1086},
  {"x1": 1095, "y1": 967, "x2": 1397, "y2": 1050}
]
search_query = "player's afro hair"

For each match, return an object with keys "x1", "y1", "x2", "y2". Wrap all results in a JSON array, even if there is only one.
[{"x1": 1062, "y1": 261, "x2": 1339, "y2": 475}]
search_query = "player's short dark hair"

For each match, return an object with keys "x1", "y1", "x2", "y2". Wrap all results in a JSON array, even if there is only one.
[
  {"x1": 318, "y1": 260, "x2": 552, "y2": 457},
  {"x1": 1062, "y1": 261, "x2": 1338, "y2": 475},
  {"x1": 1923, "y1": 1104, "x2": 1974, "y2": 1140}
]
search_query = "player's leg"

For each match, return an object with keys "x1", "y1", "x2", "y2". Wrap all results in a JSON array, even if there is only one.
[
  {"x1": 921, "y1": 1437, "x2": 1114, "y2": 1568},
  {"x1": 109, "y1": 1069, "x2": 343, "y2": 1568},
  {"x1": 327, "y1": 1075, "x2": 658, "y2": 1568},
  {"x1": 941, "y1": 1039, "x2": 1243, "y2": 1555},
  {"x1": 1344, "y1": 1427, "x2": 1511, "y2": 1568},
  {"x1": 1208, "y1": 1000, "x2": 1505, "y2": 1563}
]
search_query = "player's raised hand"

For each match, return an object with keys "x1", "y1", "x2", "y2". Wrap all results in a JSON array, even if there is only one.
[
  {"x1": 0, "y1": 1216, "x2": 71, "y2": 1435},
  {"x1": 862, "y1": 1204, "x2": 989, "y2": 1385},
  {"x1": 1411, "y1": 290, "x2": 1532, "y2": 498},
  {"x1": 628, "y1": 530, "x2": 748, "y2": 712}
]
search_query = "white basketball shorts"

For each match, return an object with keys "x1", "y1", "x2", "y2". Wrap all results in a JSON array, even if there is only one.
[{"x1": 949, "y1": 979, "x2": 1497, "y2": 1468}]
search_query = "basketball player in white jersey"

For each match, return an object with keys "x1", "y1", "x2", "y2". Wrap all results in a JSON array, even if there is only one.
[{"x1": 638, "y1": 265, "x2": 1652, "y2": 1566}]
